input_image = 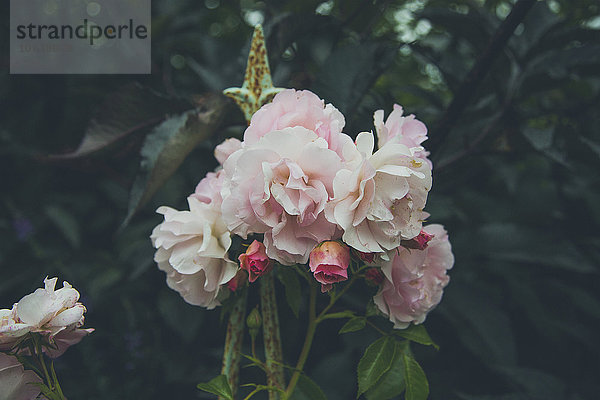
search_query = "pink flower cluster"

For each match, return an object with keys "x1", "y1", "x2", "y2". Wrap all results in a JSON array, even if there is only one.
[{"x1": 151, "y1": 89, "x2": 454, "y2": 328}]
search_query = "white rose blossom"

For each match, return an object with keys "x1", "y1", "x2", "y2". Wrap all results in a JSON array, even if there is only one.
[
  {"x1": 325, "y1": 131, "x2": 432, "y2": 255},
  {"x1": 151, "y1": 173, "x2": 238, "y2": 309}
]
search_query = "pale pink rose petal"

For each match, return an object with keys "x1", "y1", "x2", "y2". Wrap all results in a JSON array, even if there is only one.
[
  {"x1": 326, "y1": 132, "x2": 432, "y2": 255},
  {"x1": 151, "y1": 192, "x2": 238, "y2": 308},
  {"x1": 44, "y1": 328, "x2": 95, "y2": 359},
  {"x1": 214, "y1": 138, "x2": 242, "y2": 165},
  {"x1": 221, "y1": 127, "x2": 342, "y2": 265},
  {"x1": 243, "y1": 89, "x2": 350, "y2": 159},
  {"x1": 373, "y1": 224, "x2": 454, "y2": 329},
  {"x1": 0, "y1": 353, "x2": 42, "y2": 400},
  {"x1": 374, "y1": 104, "x2": 431, "y2": 167}
]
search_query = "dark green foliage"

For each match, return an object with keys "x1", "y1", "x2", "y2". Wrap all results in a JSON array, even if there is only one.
[{"x1": 1, "y1": 0, "x2": 599, "y2": 399}]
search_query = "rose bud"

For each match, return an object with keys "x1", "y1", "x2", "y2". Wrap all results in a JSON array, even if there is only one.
[
  {"x1": 309, "y1": 241, "x2": 350, "y2": 289},
  {"x1": 365, "y1": 268, "x2": 385, "y2": 286},
  {"x1": 246, "y1": 306, "x2": 262, "y2": 340},
  {"x1": 353, "y1": 250, "x2": 376, "y2": 264},
  {"x1": 226, "y1": 269, "x2": 248, "y2": 292},
  {"x1": 401, "y1": 229, "x2": 435, "y2": 251},
  {"x1": 238, "y1": 240, "x2": 273, "y2": 283}
]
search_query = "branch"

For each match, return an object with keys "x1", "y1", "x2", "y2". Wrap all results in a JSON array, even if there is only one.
[{"x1": 429, "y1": 0, "x2": 537, "y2": 158}]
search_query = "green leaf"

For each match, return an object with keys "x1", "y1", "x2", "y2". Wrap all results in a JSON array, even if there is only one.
[
  {"x1": 197, "y1": 375, "x2": 234, "y2": 400},
  {"x1": 320, "y1": 310, "x2": 355, "y2": 321},
  {"x1": 403, "y1": 352, "x2": 429, "y2": 400},
  {"x1": 289, "y1": 374, "x2": 328, "y2": 400},
  {"x1": 394, "y1": 324, "x2": 439, "y2": 349},
  {"x1": 277, "y1": 267, "x2": 301, "y2": 318},
  {"x1": 365, "y1": 341, "x2": 406, "y2": 400},
  {"x1": 357, "y1": 336, "x2": 396, "y2": 397},
  {"x1": 51, "y1": 83, "x2": 191, "y2": 159},
  {"x1": 124, "y1": 94, "x2": 226, "y2": 225},
  {"x1": 339, "y1": 317, "x2": 366, "y2": 334}
]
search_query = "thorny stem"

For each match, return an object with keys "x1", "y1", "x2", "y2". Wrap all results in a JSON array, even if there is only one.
[
  {"x1": 220, "y1": 290, "x2": 248, "y2": 400},
  {"x1": 260, "y1": 272, "x2": 285, "y2": 399}
]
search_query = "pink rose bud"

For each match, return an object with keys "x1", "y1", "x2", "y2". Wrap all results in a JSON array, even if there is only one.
[
  {"x1": 354, "y1": 250, "x2": 376, "y2": 264},
  {"x1": 238, "y1": 240, "x2": 273, "y2": 283},
  {"x1": 226, "y1": 270, "x2": 248, "y2": 292},
  {"x1": 401, "y1": 230, "x2": 435, "y2": 251},
  {"x1": 309, "y1": 241, "x2": 350, "y2": 287},
  {"x1": 365, "y1": 268, "x2": 385, "y2": 285}
]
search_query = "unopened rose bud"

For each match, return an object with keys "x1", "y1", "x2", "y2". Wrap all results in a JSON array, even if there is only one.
[
  {"x1": 365, "y1": 268, "x2": 385, "y2": 286},
  {"x1": 354, "y1": 250, "x2": 376, "y2": 264},
  {"x1": 401, "y1": 230, "x2": 434, "y2": 250},
  {"x1": 238, "y1": 240, "x2": 273, "y2": 283},
  {"x1": 246, "y1": 306, "x2": 262, "y2": 340},
  {"x1": 309, "y1": 241, "x2": 350, "y2": 289},
  {"x1": 226, "y1": 269, "x2": 248, "y2": 292}
]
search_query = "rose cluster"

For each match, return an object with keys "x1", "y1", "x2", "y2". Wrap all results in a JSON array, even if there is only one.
[
  {"x1": 0, "y1": 277, "x2": 93, "y2": 399},
  {"x1": 152, "y1": 89, "x2": 454, "y2": 327}
]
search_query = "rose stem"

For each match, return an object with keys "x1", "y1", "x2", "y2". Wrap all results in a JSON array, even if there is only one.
[
  {"x1": 284, "y1": 282, "x2": 317, "y2": 399},
  {"x1": 261, "y1": 272, "x2": 285, "y2": 399},
  {"x1": 220, "y1": 289, "x2": 248, "y2": 400}
]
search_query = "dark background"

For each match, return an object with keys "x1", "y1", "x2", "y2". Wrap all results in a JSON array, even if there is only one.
[{"x1": 1, "y1": 0, "x2": 599, "y2": 399}]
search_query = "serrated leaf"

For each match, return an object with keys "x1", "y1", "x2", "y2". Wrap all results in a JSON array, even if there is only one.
[
  {"x1": 357, "y1": 336, "x2": 396, "y2": 397},
  {"x1": 289, "y1": 374, "x2": 328, "y2": 400},
  {"x1": 277, "y1": 267, "x2": 301, "y2": 318},
  {"x1": 123, "y1": 94, "x2": 226, "y2": 225},
  {"x1": 51, "y1": 83, "x2": 191, "y2": 159},
  {"x1": 197, "y1": 375, "x2": 234, "y2": 400},
  {"x1": 365, "y1": 341, "x2": 406, "y2": 400},
  {"x1": 394, "y1": 324, "x2": 439, "y2": 349},
  {"x1": 339, "y1": 317, "x2": 366, "y2": 334},
  {"x1": 403, "y1": 351, "x2": 429, "y2": 400}
]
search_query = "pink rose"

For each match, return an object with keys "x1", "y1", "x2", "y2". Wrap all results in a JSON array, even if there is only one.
[
  {"x1": 373, "y1": 224, "x2": 454, "y2": 328},
  {"x1": 401, "y1": 229, "x2": 434, "y2": 250},
  {"x1": 309, "y1": 241, "x2": 350, "y2": 290},
  {"x1": 0, "y1": 353, "x2": 42, "y2": 400},
  {"x1": 365, "y1": 268, "x2": 385, "y2": 285},
  {"x1": 238, "y1": 240, "x2": 273, "y2": 282},
  {"x1": 243, "y1": 89, "x2": 350, "y2": 159},
  {"x1": 151, "y1": 195, "x2": 238, "y2": 309},
  {"x1": 214, "y1": 138, "x2": 242, "y2": 165},
  {"x1": 226, "y1": 269, "x2": 248, "y2": 292},
  {"x1": 221, "y1": 127, "x2": 342, "y2": 265},
  {"x1": 325, "y1": 132, "x2": 432, "y2": 255},
  {"x1": 374, "y1": 104, "x2": 431, "y2": 167},
  {"x1": 191, "y1": 170, "x2": 224, "y2": 205},
  {"x1": 354, "y1": 250, "x2": 376, "y2": 264}
]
